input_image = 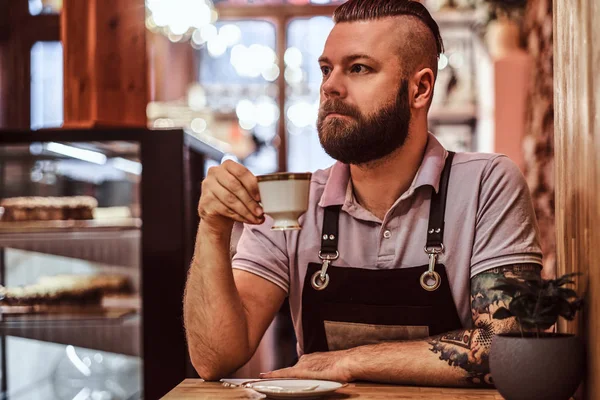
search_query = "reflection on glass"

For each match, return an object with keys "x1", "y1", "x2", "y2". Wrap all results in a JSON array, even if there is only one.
[
  {"x1": 29, "y1": 0, "x2": 62, "y2": 15},
  {"x1": 31, "y1": 41, "x2": 64, "y2": 130},
  {"x1": 52, "y1": 345, "x2": 141, "y2": 400},
  {"x1": 286, "y1": 17, "x2": 335, "y2": 173},
  {"x1": 198, "y1": 20, "x2": 278, "y2": 174},
  {"x1": 1, "y1": 142, "x2": 141, "y2": 206}
]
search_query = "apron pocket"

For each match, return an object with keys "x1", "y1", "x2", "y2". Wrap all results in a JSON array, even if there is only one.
[
  {"x1": 320, "y1": 303, "x2": 433, "y2": 351},
  {"x1": 324, "y1": 320, "x2": 429, "y2": 351}
]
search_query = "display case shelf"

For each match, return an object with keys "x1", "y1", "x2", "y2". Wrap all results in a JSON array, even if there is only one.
[
  {"x1": 1, "y1": 315, "x2": 141, "y2": 356},
  {"x1": 0, "y1": 227, "x2": 140, "y2": 268},
  {"x1": 0, "y1": 218, "x2": 141, "y2": 234}
]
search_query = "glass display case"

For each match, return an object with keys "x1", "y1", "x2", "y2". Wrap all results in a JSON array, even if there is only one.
[
  {"x1": 0, "y1": 128, "x2": 224, "y2": 399},
  {"x1": 0, "y1": 138, "x2": 142, "y2": 400}
]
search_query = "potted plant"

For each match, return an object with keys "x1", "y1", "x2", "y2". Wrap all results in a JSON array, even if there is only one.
[
  {"x1": 489, "y1": 273, "x2": 585, "y2": 400},
  {"x1": 473, "y1": 0, "x2": 528, "y2": 59}
]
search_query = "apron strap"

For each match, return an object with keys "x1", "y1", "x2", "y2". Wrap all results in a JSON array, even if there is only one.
[
  {"x1": 320, "y1": 205, "x2": 342, "y2": 256},
  {"x1": 319, "y1": 151, "x2": 455, "y2": 256},
  {"x1": 426, "y1": 151, "x2": 455, "y2": 250}
]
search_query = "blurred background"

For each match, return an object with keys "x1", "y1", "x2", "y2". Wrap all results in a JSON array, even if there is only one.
[{"x1": 0, "y1": 0, "x2": 555, "y2": 398}]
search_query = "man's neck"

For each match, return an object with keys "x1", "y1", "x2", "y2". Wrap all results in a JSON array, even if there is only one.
[{"x1": 350, "y1": 129, "x2": 429, "y2": 221}]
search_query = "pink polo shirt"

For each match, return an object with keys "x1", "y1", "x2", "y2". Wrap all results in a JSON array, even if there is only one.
[{"x1": 232, "y1": 134, "x2": 543, "y2": 355}]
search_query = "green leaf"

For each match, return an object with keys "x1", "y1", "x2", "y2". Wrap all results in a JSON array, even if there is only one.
[
  {"x1": 509, "y1": 295, "x2": 536, "y2": 319},
  {"x1": 491, "y1": 278, "x2": 535, "y2": 296},
  {"x1": 555, "y1": 298, "x2": 575, "y2": 319},
  {"x1": 489, "y1": 272, "x2": 584, "y2": 327},
  {"x1": 554, "y1": 273, "x2": 581, "y2": 287},
  {"x1": 490, "y1": 284, "x2": 522, "y2": 296},
  {"x1": 524, "y1": 278, "x2": 543, "y2": 289},
  {"x1": 557, "y1": 288, "x2": 578, "y2": 299},
  {"x1": 538, "y1": 303, "x2": 559, "y2": 318},
  {"x1": 521, "y1": 316, "x2": 556, "y2": 330},
  {"x1": 492, "y1": 307, "x2": 513, "y2": 320},
  {"x1": 518, "y1": 319, "x2": 539, "y2": 330}
]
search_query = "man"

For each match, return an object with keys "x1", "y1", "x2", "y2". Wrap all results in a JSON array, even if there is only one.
[{"x1": 184, "y1": 0, "x2": 543, "y2": 387}]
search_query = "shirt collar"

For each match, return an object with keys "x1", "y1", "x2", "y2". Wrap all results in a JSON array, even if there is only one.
[{"x1": 318, "y1": 133, "x2": 448, "y2": 208}]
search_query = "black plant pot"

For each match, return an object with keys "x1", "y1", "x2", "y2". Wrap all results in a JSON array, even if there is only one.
[{"x1": 490, "y1": 333, "x2": 585, "y2": 400}]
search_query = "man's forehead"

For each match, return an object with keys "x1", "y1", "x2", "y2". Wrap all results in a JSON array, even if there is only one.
[{"x1": 321, "y1": 18, "x2": 410, "y2": 61}]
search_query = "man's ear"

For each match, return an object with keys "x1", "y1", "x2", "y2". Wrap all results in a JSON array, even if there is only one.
[{"x1": 411, "y1": 68, "x2": 435, "y2": 110}]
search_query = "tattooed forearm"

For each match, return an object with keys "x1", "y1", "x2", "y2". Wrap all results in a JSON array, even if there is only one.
[
  {"x1": 428, "y1": 323, "x2": 495, "y2": 386},
  {"x1": 428, "y1": 263, "x2": 541, "y2": 387}
]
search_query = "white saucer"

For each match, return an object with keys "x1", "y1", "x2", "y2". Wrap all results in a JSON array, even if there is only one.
[{"x1": 245, "y1": 379, "x2": 347, "y2": 399}]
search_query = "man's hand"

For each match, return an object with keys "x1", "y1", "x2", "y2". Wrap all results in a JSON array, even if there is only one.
[
  {"x1": 198, "y1": 160, "x2": 264, "y2": 234},
  {"x1": 260, "y1": 351, "x2": 353, "y2": 382}
]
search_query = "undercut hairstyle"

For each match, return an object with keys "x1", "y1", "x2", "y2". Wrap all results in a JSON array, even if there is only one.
[{"x1": 333, "y1": 0, "x2": 444, "y2": 78}]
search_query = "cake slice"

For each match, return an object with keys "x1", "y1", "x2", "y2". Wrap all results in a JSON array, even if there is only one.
[
  {"x1": 0, "y1": 196, "x2": 98, "y2": 222},
  {"x1": 0, "y1": 274, "x2": 131, "y2": 306}
]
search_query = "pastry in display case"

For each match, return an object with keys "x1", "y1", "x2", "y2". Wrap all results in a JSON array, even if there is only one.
[{"x1": 0, "y1": 196, "x2": 97, "y2": 222}]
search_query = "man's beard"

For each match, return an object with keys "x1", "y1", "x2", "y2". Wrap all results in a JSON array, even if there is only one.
[{"x1": 317, "y1": 80, "x2": 411, "y2": 165}]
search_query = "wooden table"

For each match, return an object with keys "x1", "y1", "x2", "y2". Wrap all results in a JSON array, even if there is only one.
[{"x1": 163, "y1": 379, "x2": 505, "y2": 399}]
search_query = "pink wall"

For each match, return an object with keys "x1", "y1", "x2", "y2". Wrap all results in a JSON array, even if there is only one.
[{"x1": 493, "y1": 52, "x2": 532, "y2": 172}]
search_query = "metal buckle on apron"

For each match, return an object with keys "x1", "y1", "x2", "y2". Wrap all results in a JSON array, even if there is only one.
[
  {"x1": 311, "y1": 251, "x2": 339, "y2": 291},
  {"x1": 421, "y1": 244, "x2": 444, "y2": 292}
]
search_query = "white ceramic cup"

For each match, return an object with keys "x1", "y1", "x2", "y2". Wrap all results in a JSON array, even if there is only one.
[{"x1": 256, "y1": 172, "x2": 312, "y2": 230}]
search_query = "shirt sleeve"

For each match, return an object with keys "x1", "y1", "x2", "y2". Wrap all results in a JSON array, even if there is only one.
[
  {"x1": 470, "y1": 155, "x2": 544, "y2": 277},
  {"x1": 232, "y1": 218, "x2": 290, "y2": 294}
]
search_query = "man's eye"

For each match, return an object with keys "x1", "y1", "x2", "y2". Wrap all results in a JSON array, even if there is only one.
[
  {"x1": 350, "y1": 64, "x2": 370, "y2": 74},
  {"x1": 320, "y1": 66, "x2": 331, "y2": 76}
]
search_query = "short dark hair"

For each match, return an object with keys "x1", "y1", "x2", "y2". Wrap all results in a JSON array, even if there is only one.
[{"x1": 333, "y1": 0, "x2": 444, "y2": 77}]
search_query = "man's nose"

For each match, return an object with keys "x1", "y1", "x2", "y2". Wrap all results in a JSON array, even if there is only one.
[{"x1": 321, "y1": 70, "x2": 347, "y2": 99}]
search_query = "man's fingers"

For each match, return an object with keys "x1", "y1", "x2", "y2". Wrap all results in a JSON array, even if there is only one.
[
  {"x1": 199, "y1": 162, "x2": 264, "y2": 227},
  {"x1": 260, "y1": 368, "x2": 293, "y2": 379},
  {"x1": 200, "y1": 194, "x2": 252, "y2": 224},
  {"x1": 214, "y1": 168, "x2": 263, "y2": 218},
  {"x1": 222, "y1": 160, "x2": 261, "y2": 202},
  {"x1": 209, "y1": 183, "x2": 263, "y2": 224}
]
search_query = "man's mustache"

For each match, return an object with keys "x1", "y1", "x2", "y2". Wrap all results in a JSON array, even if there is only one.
[{"x1": 318, "y1": 100, "x2": 361, "y2": 120}]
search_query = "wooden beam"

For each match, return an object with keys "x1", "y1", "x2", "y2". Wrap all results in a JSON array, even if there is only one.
[
  {"x1": 148, "y1": 32, "x2": 197, "y2": 102},
  {"x1": 0, "y1": 0, "x2": 59, "y2": 129},
  {"x1": 23, "y1": 14, "x2": 60, "y2": 41},
  {"x1": 275, "y1": 16, "x2": 287, "y2": 172},
  {"x1": 554, "y1": 0, "x2": 600, "y2": 398},
  {"x1": 62, "y1": 0, "x2": 149, "y2": 127},
  {"x1": 0, "y1": 0, "x2": 10, "y2": 40}
]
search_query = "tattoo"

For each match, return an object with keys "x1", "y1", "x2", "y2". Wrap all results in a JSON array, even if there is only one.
[
  {"x1": 439, "y1": 328, "x2": 474, "y2": 349},
  {"x1": 427, "y1": 263, "x2": 541, "y2": 387}
]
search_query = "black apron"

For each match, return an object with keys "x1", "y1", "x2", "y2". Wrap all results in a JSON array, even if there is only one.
[{"x1": 301, "y1": 152, "x2": 463, "y2": 354}]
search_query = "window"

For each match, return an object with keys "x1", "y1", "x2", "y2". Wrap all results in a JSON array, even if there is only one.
[
  {"x1": 28, "y1": 0, "x2": 62, "y2": 15},
  {"x1": 0, "y1": 1, "x2": 61, "y2": 129},
  {"x1": 31, "y1": 41, "x2": 64, "y2": 130},
  {"x1": 286, "y1": 17, "x2": 335, "y2": 172},
  {"x1": 194, "y1": 1, "x2": 478, "y2": 171},
  {"x1": 198, "y1": 20, "x2": 279, "y2": 174}
]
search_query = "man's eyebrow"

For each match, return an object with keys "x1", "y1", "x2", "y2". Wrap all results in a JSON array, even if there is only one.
[
  {"x1": 318, "y1": 56, "x2": 330, "y2": 64},
  {"x1": 318, "y1": 54, "x2": 379, "y2": 64}
]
